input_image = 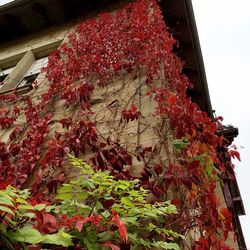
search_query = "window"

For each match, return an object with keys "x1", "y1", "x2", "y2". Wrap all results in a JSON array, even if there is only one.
[
  {"x1": 17, "y1": 57, "x2": 48, "y2": 88},
  {"x1": 0, "y1": 39, "x2": 60, "y2": 95},
  {"x1": 17, "y1": 74, "x2": 39, "y2": 88},
  {"x1": 0, "y1": 66, "x2": 14, "y2": 85},
  {"x1": 0, "y1": 52, "x2": 48, "y2": 94}
]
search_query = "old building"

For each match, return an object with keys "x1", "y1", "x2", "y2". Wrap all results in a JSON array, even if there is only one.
[{"x1": 0, "y1": 0, "x2": 246, "y2": 249}]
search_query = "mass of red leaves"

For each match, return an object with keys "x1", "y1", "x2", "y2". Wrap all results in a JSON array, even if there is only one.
[{"x1": 0, "y1": 0, "x2": 240, "y2": 249}]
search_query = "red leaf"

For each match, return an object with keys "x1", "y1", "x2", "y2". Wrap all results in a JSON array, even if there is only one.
[
  {"x1": 196, "y1": 238, "x2": 209, "y2": 249},
  {"x1": 131, "y1": 105, "x2": 137, "y2": 112},
  {"x1": 111, "y1": 210, "x2": 128, "y2": 242},
  {"x1": 228, "y1": 150, "x2": 241, "y2": 161},
  {"x1": 0, "y1": 180, "x2": 12, "y2": 190},
  {"x1": 122, "y1": 105, "x2": 141, "y2": 122},
  {"x1": 167, "y1": 94, "x2": 177, "y2": 105},
  {"x1": 35, "y1": 211, "x2": 59, "y2": 234},
  {"x1": 89, "y1": 214, "x2": 102, "y2": 225},
  {"x1": 74, "y1": 215, "x2": 102, "y2": 232},
  {"x1": 105, "y1": 241, "x2": 120, "y2": 250},
  {"x1": 75, "y1": 218, "x2": 89, "y2": 232},
  {"x1": 220, "y1": 207, "x2": 232, "y2": 221},
  {"x1": 171, "y1": 199, "x2": 180, "y2": 206}
]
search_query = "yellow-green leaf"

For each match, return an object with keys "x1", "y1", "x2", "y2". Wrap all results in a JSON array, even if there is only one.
[
  {"x1": 0, "y1": 205, "x2": 14, "y2": 215},
  {"x1": 43, "y1": 230, "x2": 74, "y2": 247},
  {"x1": 8, "y1": 226, "x2": 43, "y2": 244}
]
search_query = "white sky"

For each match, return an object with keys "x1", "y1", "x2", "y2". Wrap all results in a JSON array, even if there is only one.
[
  {"x1": 0, "y1": 0, "x2": 249, "y2": 248},
  {"x1": 0, "y1": 0, "x2": 13, "y2": 5},
  {"x1": 192, "y1": 0, "x2": 250, "y2": 248}
]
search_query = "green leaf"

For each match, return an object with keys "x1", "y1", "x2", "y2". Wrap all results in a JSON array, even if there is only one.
[
  {"x1": 56, "y1": 193, "x2": 73, "y2": 200},
  {"x1": 122, "y1": 216, "x2": 138, "y2": 225},
  {"x1": 87, "y1": 231, "x2": 98, "y2": 243},
  {"x1": 69, "y1": 155, "x2": 94, "y2": 175},
  {"x1": 34, "y1": 204, "x2": 47, "y2": 211},
  {"x1": 22, "y1": 212, "x2": 36, "y2": 218},
  {"x1": 83, "y1": 237, "x2": 99, "y2": 250},
  {"x1": 8, "y1": 226, "x2": 43, "y2": 244},
  {"x1": 121, "y1": 197, "x2": 135, "y2": 207},
  {"x1": 18, "y1": 205, "x2": 34, "y2": 210},
  {"x1": 0, "y1": 195, "x2": 14, "y2": 207},
  {"x1": 115, "y1": 182, "x2": 129, "y2": 191},
  {"x1": 43, "y1": 230, "x2": 74, "y2": 247},
  {"x1": 76, "y1": 191, "x2": 89, "y2": 200},
  {"x1": 147, "y1": 223, "x2": 157, "y2": 232},
  {"x1": 125, "y1": 207, "x2": 141, "y2": 216},
  {"x1": 103, "y1": 193, "x2": 113, "y2": 200},
  {"x1": 58, "y1": 184, "x2": 73, "y2": 193},
  {"x1": 163, "y1": 203, "x2": 177, "y2": 214},
  {"x1": 94, "y1": 200, "x2": 104, "y2": 212},
  {"x1": 153, "y1": 241, "x2": 180, "y2": 250},
  {"x1": 98, "y1": 231, "x2": 113, "y2": 242},
  {"x1": 205, "y1": 163, "x2": 214, "y2": 176},
  {"x1": 16, "y1": 197, "x2": 29, "y2": 205},
  {"x1": 111, "y1": 205, "x2": 123, "y2": 212},
  {"x1": 128, "y1": 234, "x2": 152, "y2": 248},
  {"x1": 45, "y1": 205, "x2": 56, "y2": 212},
  {"x1": 172, "y1": 138, "x2": 188, "y2": 151},
  {"x1": 0, "y1": 223, "x2": 7, "y2": 233},
  {"x1": 161, "y1": 229, "x2": 184, "y2": 239},
  {"x1": 128, "y1": 190, "x2": 142, "y2": 198},
  {"x1": 17, "y1": 189, "x2": 30, "y2": 199},
  {"x1": 0, "y1": 205, "x2": 15, "y2": 215},
  {"x1": 4, "y1": 186, "x2": 16, "y2": 197},
  {"x1": 101, "y1": 210, "x2": 111, "y2": 218},
  {"x1": 5, "y1": 216, "x2": 16, "y2": 226}
]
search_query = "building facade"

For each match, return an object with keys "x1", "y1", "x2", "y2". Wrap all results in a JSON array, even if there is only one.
[{"x1": 0, "y1": 0, "x2": 246, "y2": 249}]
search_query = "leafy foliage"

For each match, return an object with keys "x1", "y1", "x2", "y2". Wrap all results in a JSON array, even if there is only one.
[
  {"x1": 0, "y1": 0, "x2": 240, "y2": 249},
  {"x1": 53, "y1": 156, "x2": 182, "y2": 249},
  {"x1": 0, "y1": 186, "x2": 73, "y2": 249},
  {"x1": 0, "y1": 158, "x2": 181, "y2": 249}
]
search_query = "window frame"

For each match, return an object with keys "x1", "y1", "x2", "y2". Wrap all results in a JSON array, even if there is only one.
[{"x1": 0, "y1": 40, "x2": 61, "y2": 95}]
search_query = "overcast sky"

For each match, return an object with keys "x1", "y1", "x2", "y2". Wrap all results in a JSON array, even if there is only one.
[
  {"x1": 0, "y1": 0, "x2": 11, "y2": 5},
  {"x1": 0, "y1": 0, "x2": 249, "y2": 248},
  {"x1": 192, "y1": 0, "x2": 250, "y2": 248}
]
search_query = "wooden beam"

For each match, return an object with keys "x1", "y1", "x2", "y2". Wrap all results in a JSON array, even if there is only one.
[{"x1": 31, "y1": 2, "x2": 52, "y2": 26}]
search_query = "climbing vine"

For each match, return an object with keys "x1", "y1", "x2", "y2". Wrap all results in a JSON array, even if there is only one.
[{"x1": 0, "y1": 0, "x2": 240, "y2": 249}]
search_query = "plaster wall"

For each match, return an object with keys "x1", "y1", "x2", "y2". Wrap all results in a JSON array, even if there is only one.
[{"x1": 0, "y1": 11, "x2": 240, "y2": 250}]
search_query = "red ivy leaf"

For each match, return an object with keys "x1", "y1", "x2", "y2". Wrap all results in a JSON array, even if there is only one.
[
  {"x1": 196, "y1": 238, "x2": 209, "y2": 249},
  {"x1": 228, "y1": 149, "x2": 241, "y2": 161},
  {"x1": 167, "y1": 94, "x2": 177, "y2": 106},
  {"x1": 131, "y1": 104, "x2": 137, "y2": 112},
  {"x1": 111, "y1": 210, "x2": 128, "y2": 242},
  {"x1": 122, "y1": 105, "x2": 141, "y2": 122},
  {"x1": 171, "y1": 199, "x2": 180, "y2": 206}
]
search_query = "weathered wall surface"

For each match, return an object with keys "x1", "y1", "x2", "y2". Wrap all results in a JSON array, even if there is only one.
[
  {"x1": 0, "y1": 23, "x2": 70, "y2": 141},
  {"x1": 0, "y1": 3, "x2": 240, "y2": 249}
]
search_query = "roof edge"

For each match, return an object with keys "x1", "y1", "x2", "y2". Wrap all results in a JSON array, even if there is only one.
[{"x1": 182, "y1": 0, "x2": 213, "y2": 118}]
